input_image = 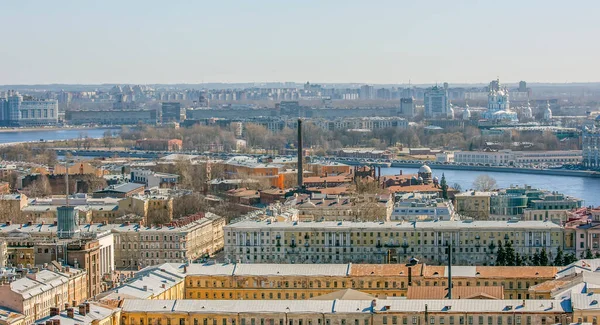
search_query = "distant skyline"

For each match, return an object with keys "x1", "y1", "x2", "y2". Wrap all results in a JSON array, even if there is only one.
[{"x1": 2, "y1": 0, "x2": 599, "y2": 85}]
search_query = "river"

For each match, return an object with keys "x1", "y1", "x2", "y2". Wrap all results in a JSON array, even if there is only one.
[
  {"x1": 0, "y1": 128, "x2": 119, "y2": 145},
  {"x1": 380, "y1": 167, "x2": 600, "y2": 207}
]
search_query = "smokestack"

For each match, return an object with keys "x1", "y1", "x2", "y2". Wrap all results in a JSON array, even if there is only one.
[
  {"x1": 448, "y1": 240, "x2": 453, "y2": 299},
  {"x1": 297, "y1": 118, "x2": 303, "y2": 189}
]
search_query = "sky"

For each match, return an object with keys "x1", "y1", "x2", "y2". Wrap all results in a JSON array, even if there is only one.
[{"x1": 1, "y1": 0, "x2": 599, "y2": 85}]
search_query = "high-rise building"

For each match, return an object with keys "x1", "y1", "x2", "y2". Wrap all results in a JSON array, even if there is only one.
[
  {"x1": 161, "y1": 102, "x2": 182, "y2": 123},
  {"x1": 359, "y1": 85, "x2": 374, "y2": 100},
  {"x1": 0, "y1": 91, "x2": 58, "y2": 126},
  {"x1": 583, "y1": 119, "x2": 600, "y2": 169},
  {"x1": 424, "y1": 86, "x2": 451, "y2": 118},
  {"x1": 518, "y1": 81, "x2": 527, "y2": 92},
  {"x1": 399, "y1": 97, "x2": 415, "y2": 118}
]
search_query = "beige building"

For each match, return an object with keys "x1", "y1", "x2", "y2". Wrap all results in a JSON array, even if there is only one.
[
  {"x1": 523, "y1": 209, "x2": 570, "y2": 223},
  {"x1": 113, "y1": 213, "x2": 225, "y2": 269},
  {"x1": 454, "y1": 191, "x2": 493, "y2": 219},
  {"x1": 0, "y1": 268, "x2": 88, "y2": 325},
  {"x1": 224, "y1": 220, "x2": 563, "y2": 265},
  {"x1": 121, "y1": 298, "x2": 572, "y2": 325},
  {"x1": 290, "y1": 193, "x2": 394, "y2": 222}
]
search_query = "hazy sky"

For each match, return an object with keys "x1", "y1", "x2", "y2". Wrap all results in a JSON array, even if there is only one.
[{"x1": 2, "y1": 0, "x2": 599, "y2": 85}]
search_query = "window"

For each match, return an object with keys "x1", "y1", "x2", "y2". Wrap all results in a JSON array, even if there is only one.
[{"x1": 430, "y1": 317, "x2": 435, "y2": 324}]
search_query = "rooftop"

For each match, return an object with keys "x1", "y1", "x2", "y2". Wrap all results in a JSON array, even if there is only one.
[{"x1": 121, "y1": 298, "x2": 571, "y2": 314}]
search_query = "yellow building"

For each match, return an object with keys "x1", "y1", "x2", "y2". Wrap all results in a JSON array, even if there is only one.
[
  {"x1": 224, "y1": 220, "x2": 563, "y2": 265},
  {"x1": 523, "y1": 209, "x2": 570, "y2": 223},
  {"x1": 454, "y1": 191, "x2": 493, "y2": 219},
  {"x1": 183, "y1": 263, "x2": 557, "y2": 301},
  {"x1": 121, "y1": 298, "x2": 572, "y2": 325},
  {"x1": 53, "y1": 161, "x2": 106, "y2": 177},
  {"x1": 118, "y1": 195, "x2": 174, "y2": 225},
  {"x1": 0, "y1": 308, "x2": 24, "y2": 325}
]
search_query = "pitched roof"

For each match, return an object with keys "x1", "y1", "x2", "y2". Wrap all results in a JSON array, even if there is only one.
[
  {"x1": 407, "y1": 286, "x2": 504, "y2": 300},
  {"x1": 310, "y1": 289, "x2": 374, "y2": 300}
]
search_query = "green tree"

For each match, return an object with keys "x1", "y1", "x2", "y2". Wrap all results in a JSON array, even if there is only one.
[
  {"x1": 586, "y1": 248, "x2": 594, "y2": 259},
  {"x1": 496, "y1": 241, "x2": 506, "y2": 266},
  {"x1": 532, "y1": 251, "x2": 541, "y2": 266},
  {"x1": 505, "y1": 241, "x2": 516, "y2": 266},
  {"x1": 515, "y1": 253, "x2": 524, "y2": 266},
  {"x1": 440, "y1": 173, "x2": 448, "y2": 200},
  {"x1": 563, "y1": 253, "x2": 578, "y2": 265},
  {"x1": 539, "y1": 248, "x2": 549, "y2": 266},
  {"x1": 554, "y1": 247, "x2": 564, "y2": 266}
]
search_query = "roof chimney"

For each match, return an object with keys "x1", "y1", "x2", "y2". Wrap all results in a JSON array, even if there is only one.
[
  {"x1": 85, "y1": 302, "x2": 90, "y2": 314},
  {"x1": 79, "y1": 305, "x2": 86, "y2": 316},
  {"x1": 66, "y1": 308, "x2": 74, "y2": 318},
  {"x1": 50, "y1": 308, "x2": 59, "y2": 317}
]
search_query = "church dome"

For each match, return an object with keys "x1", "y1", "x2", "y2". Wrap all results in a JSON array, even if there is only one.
[
  {"x1": 419, "y1": 165, "x2": 432, "y2": 174},
  {"x1": 595, "y1": 115, "x2": 600, "y2": 121}
]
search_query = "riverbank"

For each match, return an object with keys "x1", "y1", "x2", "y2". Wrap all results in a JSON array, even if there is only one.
[
  {"x1": 0, "y1": 126, "x2": 118, "y2": 133},
  {"x1": 333, "y1": 159, "x2": 600, "y2": 178}
]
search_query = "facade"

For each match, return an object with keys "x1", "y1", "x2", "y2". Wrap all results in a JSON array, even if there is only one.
[
  {"x1": 454, "y1": 191, "x2": 493, "y2": 219},
  {"x1": 424, "y1": 86, "x2": 451, "y2": 119},
  {"x1": 312, "y1": 117, "x2": 408, "y2": 131},
  {"x1": 391, "y1": 193, "x2": 455, "y2": 221},
  {"x1": 135, "y1": 138, "x2": 183, "y2": 151},
  {"x1": 112, "y1": 213, "x2": 225, "y2": 269},
  {"x1": 121, "y1": 298, "x2": 571, "y2": 325},
  {"x1": 399, "y1": 97, "x2": 415, "y2": 118},
  {"x1": 181, "y1": 262, "x2": 557, "y2": 301},
  {"x1": 65, "y1": 109, "x2": 157, "y2": 125},
  {"x1": 161, "y1": 102, "x2": 182, "y2": 123},
  {"x1": 583, "y1": 122, "x2": 600, "y2": 169},
  {"x1": 224, "y1": 220, "x2": 563, "y2": 265},
  {"x1": 290, "y1": 193, "x2": 394, "y2": 222},
  {"x1": 130, "y1": 168, "x2": 179, "y2": 188},
  {"x1": 0, "y1": 268, "x2": 88, "y2": 325},
  {"x1": 453, "y1": 149, "x2": 582, "y2": 166},
  {"x1": 0, "y1": 92, "x2": 58, "y2": 126}
]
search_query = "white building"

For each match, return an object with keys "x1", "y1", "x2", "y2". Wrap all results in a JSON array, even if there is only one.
[
  {"x1": 583, "y1": 120, "x2": 600, "y2": 168},
  {"x1": 313, "y1": 117, "x2": 408, "y2": 131},
  {"x1": 391, "y1": 193, "x2": 455, "y2": 221},
  {"x1": 0, "y1": 92, "x2": 58, "y2": 126},
  {"x1": 424, "y1": 86, "x2": 452, "y2": 118},
  {"x1": 453, "y1": 149, "x2": 582, "y2": 166},
  {"x1": 130, "y1": 168, "x2": 179, "y2": 189}
]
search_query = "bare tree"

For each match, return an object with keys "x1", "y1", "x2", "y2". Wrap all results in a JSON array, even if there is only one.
[
  {"x1": 24, "y1": 175, "x2": 52, "y2": 197},
  {"x1": 102, "y1": 130, "x2": 114, "y2": 149},
  {"x1": 473, "y1": 175, "x2": 497, "y2": 191}
]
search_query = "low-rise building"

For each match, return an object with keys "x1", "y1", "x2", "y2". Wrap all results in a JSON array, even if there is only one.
[
  {"x1": 288, "y1": 193, "x2": 393, "y2": 222},
  {"x1": 130, "y1": 168, "x2": 179, "y2": 189},
  {"x1": 224, "y1": 220, "x2": 563, "y2": 265},
  {"x1": 0, "y1": 268, "x2": 88, "y2": 325},
  {"x1": 454, "y1": 191, "x2": 494, "y2": 219},
  {"x1": 120, "y1": 298, "x2": 571, "y2": 325},
  {"x1": 96, "y1": 263, "x2": 185, "y2": 303},
  {"x1": 392, "y1": 193, "x2": 455, "y2": 221},
  {"x1": 92, "y1": 183, "x2": 145, "y2": 198},
  {"x1": 34, "y1": 301, "x2": 120, "y2": 325},
  {"x1": 135, "y1": 138, "x2": 183, "y2": 151},
  {"x1": 112, "y1": 213, "x2": 225, "y2": 269}
]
